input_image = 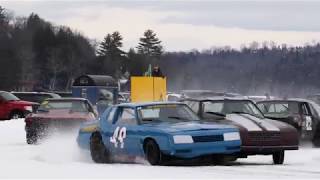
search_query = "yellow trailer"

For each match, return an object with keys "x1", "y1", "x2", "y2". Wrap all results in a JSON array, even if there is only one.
[{"x1": 131, "y1": 76, "x2": 167, "y2": 103}]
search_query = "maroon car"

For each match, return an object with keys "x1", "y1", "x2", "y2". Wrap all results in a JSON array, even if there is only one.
[
  {"x1": 25, "y1": 98, "x2": 97, "y2": 144},
  {"x1": 181, "y1": 97, "x2": 299, "y2": 164}
]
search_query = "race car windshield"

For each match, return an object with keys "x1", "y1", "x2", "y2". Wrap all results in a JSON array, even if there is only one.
[
  {"x1": 203, "y1": 100, "x2": 264, "y2": 118},
  {"x1": 138, "y1": 104, "x2": 200, "y2": 123},
  {"x1": 256, "y1": 102, "x2": 299, "y2": 117},
  {"x1": 37, "y1": 100, "x2": 89, "y2": 113}
]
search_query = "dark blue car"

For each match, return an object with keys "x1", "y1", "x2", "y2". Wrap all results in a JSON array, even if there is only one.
[{"x1": 77, "y1": 102, "x2": 241, "y2": 165}]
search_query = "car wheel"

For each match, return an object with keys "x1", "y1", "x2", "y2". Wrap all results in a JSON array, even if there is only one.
[
  {"x1": 312, "y1": 126, "x2": 320, "y2": 147},
  {"x1": 211, "y1": 155, "x2": 237, "y2": 165},
  {"x1": 26, "y1": 130, "x2": 38, "y2": 144},
  {"x1": 10, "y1": 111, "x2": 24, "y2": 120},
  {"x1": 90, "y1": 133, "x2": 110, "y2": 163},
  {"x1": 144, "y1": 140, "x2": 162, "y2": 165},
  {"x1": 273, "y1": 150, "x2": 285, "y2": 164}
]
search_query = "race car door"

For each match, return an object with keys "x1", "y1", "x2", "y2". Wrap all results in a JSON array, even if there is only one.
[{"x1": 109, "y1": 107, "x2": 141, "y2": 158}]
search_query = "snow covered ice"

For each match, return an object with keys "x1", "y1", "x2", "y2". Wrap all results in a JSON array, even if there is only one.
[{"x1": 1, "y1": 119, "x2": 320, "y2": 179}]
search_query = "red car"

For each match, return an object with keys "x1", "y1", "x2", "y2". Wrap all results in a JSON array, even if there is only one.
[
  {"x1": 0, "y1": 91, "x2": 37, "y2": 120},
  {"x1": 25, "y1": 98, "x2": 97, "y2": 144}
]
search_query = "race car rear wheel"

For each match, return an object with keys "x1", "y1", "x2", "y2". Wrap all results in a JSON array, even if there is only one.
[
  {"x1": 312, "y1": 137, "x2": 320, "y2": 147},
  {"x1": 144, "y1": 140, "x2": 162, "y2": 165},
  {"x1": 90, "y1": 133, "x2": 110, "y2": 163},
  {"x1": 312, "y1": 125, "x2": 320, "y2": 147},
  {"x1": 273, "y1": 150, "x2": 285, "y2": 164}
]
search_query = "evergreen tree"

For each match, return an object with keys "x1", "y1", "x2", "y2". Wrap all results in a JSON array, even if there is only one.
[
  {"x1": 97, "y1": 31, "x2": 125, "y2": 58},
  {"x1": 0, "y1": 6, "x2": 10, "y2": 33},
  {"x1": 97, "y1": 31, "x2": 126, "y2": 77},
  {"x1": 137, "y1": 29, "x2": 163, "y2": 63},
  {"x1": 127, "y1": 48, "x2": 148, "y2": 76}
]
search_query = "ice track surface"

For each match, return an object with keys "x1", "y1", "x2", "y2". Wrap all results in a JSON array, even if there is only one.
[{"x1": 1, "y1": 119, "x2": 320, "y2": 179}]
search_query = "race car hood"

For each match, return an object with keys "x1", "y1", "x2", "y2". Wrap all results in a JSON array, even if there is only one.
[
  {"x1": 223, "y1": 113, "x2": 299, "y2": 146},
  {"x1": 30, "y1": 109, "x2": 95, "y2": 120},
  {"x1": 225, "y1": 113, "x2": 286, "y2": 132},
  {"x1": 9, "y1": 100, "x2": 38, "y2": 106},
  {"x1": 141, "y1": 121, "x2": 236, "y2": 133}
]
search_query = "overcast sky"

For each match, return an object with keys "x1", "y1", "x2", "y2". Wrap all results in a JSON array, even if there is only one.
[{"x1": 2, "y1": 0, "x2": 320, "y2": 51}]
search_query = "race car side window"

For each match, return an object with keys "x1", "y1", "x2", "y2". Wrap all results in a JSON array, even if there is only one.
[
  {"x1": 257, "y1": 104, "x2": 267, "y2": 113},
  {"x1": 301, "y1": 103, "x2": 311, "y2": 115},
  {"x1": 107, "y1": 107, "x2": 116, "y2": 123},
  {"x1": 183, "y1": 100, "x2": 199, "y2": 113},
  {"x1": 203, "y1": 102, "x2": 223, "y2": 113},
  {"x1": 116, "y1": 108, "x2": 137, "y2": 125}
]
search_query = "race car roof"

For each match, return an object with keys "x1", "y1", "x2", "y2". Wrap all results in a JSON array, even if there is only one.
[
  {"x1": 45, "y1": 97, "x2": 88, "y2": 101},
  {"x1": 181, "y1": 96, "x2": 251, "y2": 102},
  {"x1": 116, "y1": 101, "x2": 185, "y2": 108},
  {"x1": 256, "y1": 98, "x2": 313, "y2": 103}
]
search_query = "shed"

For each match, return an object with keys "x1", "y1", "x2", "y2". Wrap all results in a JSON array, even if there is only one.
[
  {"x1": 73, "y1": 75, "x2": 117, "y2": 87},
  {"x1": 72, "y1": 75, "x2": 118, "y2": 114}
]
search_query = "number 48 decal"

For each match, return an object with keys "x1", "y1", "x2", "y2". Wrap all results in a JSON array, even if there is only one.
[{"x1": 110, "y1": 127, "x2": 127, "y2": 148}]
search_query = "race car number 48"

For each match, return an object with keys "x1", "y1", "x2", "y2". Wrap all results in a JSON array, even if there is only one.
[{"x1": 110, "y1": 127, "x2": 127, "y2": 148}]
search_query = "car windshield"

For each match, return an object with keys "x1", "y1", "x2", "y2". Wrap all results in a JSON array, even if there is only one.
[
  {"x1": 0, "y1": 92, "x2": 20, "y2": 101},
  {"x1": 182, "y1": 91, "x2": 223, "y2": 98},
  {"x1": 37, "y1": 100, "x2": 89, "y2": 113},
  {"x1": 203, "y1": 100, "x2": 264, "y2": 118},
  {"x1": 138, "y1": 104, "x2": 200, "y2": 123},
  {"x1": 256, "y1": 101, "x2": 299, "y2": 117}
]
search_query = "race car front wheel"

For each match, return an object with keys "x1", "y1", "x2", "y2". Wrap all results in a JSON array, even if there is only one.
[
  {"x1": 90, "y1": 133, "x2": 110, "y2": 163},
  {"x1": 144, "y1": 140, "x2": 162, "y2": 165},
  {"x1": 26, "y1": 130, "x2": 38, "y2": 144},
  {"x1": 10, "y1": 111, "x2": 24, "y2": 120},
  {"x1": 272, "y1": 150, "x2": 285, "y2": 164}
]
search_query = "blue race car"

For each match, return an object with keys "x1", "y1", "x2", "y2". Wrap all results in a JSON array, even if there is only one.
[{"x1": 77, "y1": 102, "x2": 241, "y2": 165}]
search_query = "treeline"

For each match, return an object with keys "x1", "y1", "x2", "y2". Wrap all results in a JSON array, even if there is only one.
[
  {"x1": 1, "y1": 6, "x2": 320, "y2": 97},
  {"x1": 161, "y1": 43, "x2": 320, "y2": 97},
  {"x1": 0, "y1": 7, "x2": 162, "y2": 91}
]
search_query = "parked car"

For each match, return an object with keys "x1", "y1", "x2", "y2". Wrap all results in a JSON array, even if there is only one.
[
  {"x1": 256, "y1": 98, "x2": 320, "y2": 146},
  {"x1": 181, "y1": 97, "x2": 299, "y2": 164},
  {"x1": 25, "y1": 98, "x2": 97, "y2": 144},
  {"x1": 307, "y1": 94, "x2": 320, "y2": 105},
  {"x1": 11, "y1": 91, "x2": 61, "y2": 104},
  {"x1": 246, "y1": 95, "x2": 277, "y2": 102},
  {"x1": 166, "y1": 92, "x2": 183, "y2": 101},
  {"x1": 51, "y1": 91, "x2": 72, "y2": 98},
  {"x1": 77, "y1": 102, "x2": 241, "y2": 165},
  {"x1": 0, "y1": 91, "x2": 38, "y2": 120},
  {"x1": 180, "y1": 90, "x2": 241, "y2": 99}
]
